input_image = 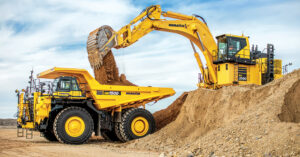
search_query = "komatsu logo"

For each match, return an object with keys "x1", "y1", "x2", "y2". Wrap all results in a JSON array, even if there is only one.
[
  {"x1": 97, "y1": 90, "x2": 121, "y2": 95},
  {"x1": 169, "y1": 24, "x2": 186, "y2": 28}
]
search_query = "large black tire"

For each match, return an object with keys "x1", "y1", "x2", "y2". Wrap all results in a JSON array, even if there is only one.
[
  {"x1": 100, "y1": 128, "x2": 119, "y2": 141},
  {"x1": 42, "y1": 117, "x2": 57, "y2": 141},
  {"x1": 42, "y1": 130, "x2": 57, "y2": 141},
  {"x1": 119, "y1": 108, "x2": 155, "y2": 142},
  {"x1": 114, "y1": 122, "x2": 125, "y2": 142},
  {"x1": 53, "y1": 107, "x2": 94, "y2": 144}
]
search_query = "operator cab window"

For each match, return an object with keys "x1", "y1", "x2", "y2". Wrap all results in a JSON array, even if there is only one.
[
  {"x1": 71, "y1": 78, "x2": 80, "y2": 91},
  {"x1": 227, "y1": 37, "x2": 247, "y2": 58},
  {"x1": 218, "y1": 42, "x2": 227, "y2": 59},
  {"x1": 59, "y1": 79, "x2": 71, "y2": 91},
  {"x1": 52, "y1": 78, "x2": 59, "y2": 92},
  {"x1": 53, "y1": 77, "x2": 81, "y2": 92},
  {"x1": 217, "y1": 37, "x2": 227, "y2": 60}
]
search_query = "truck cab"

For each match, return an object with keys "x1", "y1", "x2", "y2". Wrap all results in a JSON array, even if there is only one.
[{"x1": 52, "y1": 76, "x2": 84, "y2": 98}]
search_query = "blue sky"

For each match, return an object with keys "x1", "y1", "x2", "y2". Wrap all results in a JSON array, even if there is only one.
[{"x1": 0, "y1": 0, "x2": 299, "y2": 118}]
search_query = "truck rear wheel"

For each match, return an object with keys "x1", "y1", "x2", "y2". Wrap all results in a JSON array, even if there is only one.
[
  {"x1": 53, "y1": 107, "x2": 94, "y2": 144},
  {"x1": 114, "y1": 122, "x2": 125, "y2": 142},
  {"x1": 119, "y1": 108, "x2": 155, "y2": 142},
  {"x1": 101, "y1": 128, "x2": 119, "y2": 141}
]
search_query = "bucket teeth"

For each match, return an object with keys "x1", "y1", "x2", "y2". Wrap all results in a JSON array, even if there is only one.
[{"x1": 86, "y1": 25, "x2": 116, "y2": 69}]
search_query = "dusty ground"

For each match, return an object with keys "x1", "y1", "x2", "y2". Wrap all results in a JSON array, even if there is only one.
[{"x1": 0, "y1": 128, "x2": 159, "y2": 157}]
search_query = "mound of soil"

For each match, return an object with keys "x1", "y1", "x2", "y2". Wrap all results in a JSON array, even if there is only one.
[
  {"x1": 124, "y1": 69, "x2": 300, "y2": 156},
  {"x1": 153, "y1": 92, "x2": 188, "y2": 130},
  {"x1": 278, "y1": 79, "x2": 300, "y2": 123}
]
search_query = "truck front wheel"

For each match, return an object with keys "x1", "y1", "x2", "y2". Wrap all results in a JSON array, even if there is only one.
[
  {"x1": 119, "y1": 108, "x2": 155, "y2": 142},
  {"x1": 42, "y1": 130, "x2": 57, "y2": 141},
  {"x1": 53, "y1": 106, "x2": 94, "y2": 144}
]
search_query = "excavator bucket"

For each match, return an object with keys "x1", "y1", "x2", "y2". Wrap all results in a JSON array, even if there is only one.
[{"x1": 87, "y1": 25, "x2": 117, "y2": 69}]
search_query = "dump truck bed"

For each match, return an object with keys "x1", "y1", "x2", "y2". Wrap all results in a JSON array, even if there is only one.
[{"x1": 38, "y1": 67, "x2": 175, "y2": 110}]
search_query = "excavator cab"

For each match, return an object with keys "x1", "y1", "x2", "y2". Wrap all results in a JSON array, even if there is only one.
[
  {"x1": 52, "y1": 76, "x2": 83, "y2": 97},
  {"x1": 214, "y1": 34, "x2": 254, "y2": 65}
]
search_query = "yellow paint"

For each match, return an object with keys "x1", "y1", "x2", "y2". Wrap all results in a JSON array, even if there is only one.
[
  {"x1": 217, "y1": 63, "x2": 234, "y2": 85},
  {"x1": 65, "y1": 116, "x2": 85, "y2": 137},
  {"x1": 35, "y1": 95, "x2": 51, "y2": 125},
  {"x1": 38, "y1": 67, "x2": 175, "y2": 110},
  {"x1": 17, "y1": 93, "x2": 24, "y2": 125},
  {"x1": 131, "y1": 117, "x2": 149, "y2": 136},
  {"x1": 22, "y1": 122, "x2": 34, "y2": 129},
  {"x1": 216, "y1": 63, "x2": 261, "y2": 86},
  {"x1": 274, "y1": 59, "x2": 282, "y2": 79}
]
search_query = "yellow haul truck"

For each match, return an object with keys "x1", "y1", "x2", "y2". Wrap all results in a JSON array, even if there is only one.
[{"x1": 16, "y1": 67, "x2": 175, "y2": 144}]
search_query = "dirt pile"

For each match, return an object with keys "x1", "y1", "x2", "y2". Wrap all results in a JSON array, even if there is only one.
[
  {"x1": 278, "y1": 79, "x2": 300, "y2": 123},
  {"x1": 153, "y1": 92, "x2": 188, "y2": 130},
  {"x1": 124, "y1": 69, "x2": 300, "y2": 156},
  {"x1": 93, "y1": 51, "x2": 135, "y2": 86}
]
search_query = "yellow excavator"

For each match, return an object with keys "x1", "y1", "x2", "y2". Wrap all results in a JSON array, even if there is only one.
[{"x1": 87, "y1": 5, "x2": 282, "y2": 89}]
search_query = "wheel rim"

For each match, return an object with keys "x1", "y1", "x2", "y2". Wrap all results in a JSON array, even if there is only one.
[
  {"x1": 65, "y1": 116, "x2": 85, "y2": 137},
  {"x1": 131, "y1": 116, "x2": 149, "y2": 136}
]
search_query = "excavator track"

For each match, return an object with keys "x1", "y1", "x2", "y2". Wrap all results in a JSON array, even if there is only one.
[{"x1": 87, "y1": 25, "x2": 116, "y2": 69}]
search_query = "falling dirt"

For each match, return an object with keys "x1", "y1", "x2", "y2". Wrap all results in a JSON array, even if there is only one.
[{"x1": 93, "y1": 51, "x2": 135, "y2": 86}]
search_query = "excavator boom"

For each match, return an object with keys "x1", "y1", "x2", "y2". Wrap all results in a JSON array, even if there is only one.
[{"x1": 87, "y1": 5, "x2": 218, "y2": 88}]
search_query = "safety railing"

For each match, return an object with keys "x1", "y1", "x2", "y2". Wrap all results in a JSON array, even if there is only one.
[{"x1": 212, "y1": 49, "x2": 256, "y2": 64}]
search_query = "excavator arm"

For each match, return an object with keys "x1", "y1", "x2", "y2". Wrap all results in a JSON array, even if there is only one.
[{"x1": 87, "y1": 5, "x2": 218, "y2": 88}]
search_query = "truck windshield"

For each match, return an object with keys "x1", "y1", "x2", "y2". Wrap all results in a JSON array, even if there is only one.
[{"x1": 59, "y1": 79, "x2": 71, "y2": 91}]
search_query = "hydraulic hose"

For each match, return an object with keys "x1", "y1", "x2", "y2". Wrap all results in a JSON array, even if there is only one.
[
  {"x1": 146, "y1": 5, "x2": 158, "y2": 20},
  {"x1": 193, "y1": 14, "x2": 207, "y2": 25}
]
